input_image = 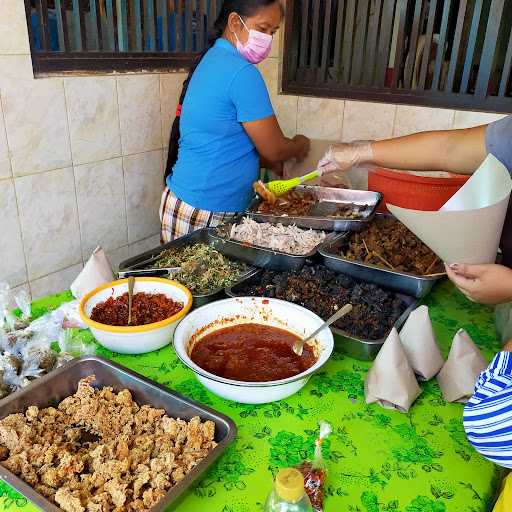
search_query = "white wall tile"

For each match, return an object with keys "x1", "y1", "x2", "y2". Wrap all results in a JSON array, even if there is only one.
[
  {"x1": 342, "y1": 101, "x2": 396, "y2": 141},
  {"x1": 258, "y1": 57, "x2": 298, "y2": 137},
  {"x1": 107, "y1": 246, "x2": 130, "y2": 272},
  {"x1": 129, "y1": 235, "x2": 161, "y2": 257},
  {"x1": 74, "y1": 158, "x2": 127, "y2": 259},
  {"x1": 0, "y1": 56, "x2": 72, "y2": 176},
  {"x1": 0, "y1": 0, "x2": 30, "y2": 54},
  {"x1": 0, "y1": 98, "x2": 11, "y2": 179},
  {"x1": 297, "y1": 97, "x2": 343, "y2": 141},
  {"x1": 393, "y1": 105, "x2": 454, "y2": 137},
  {"x1": 160, "y1": 73, "x2": 187, "y2": 148},
  {"x1": 452, "y1": 111, "x2": 507, "y2": 130},
  {"x1": 30, "y1": 263, "x2": 83, "y2": 299},
  {"x1": 0, "y1": 179, "x2": 27, "y2": 286},
  {"x1": 123, "y1": 150, "x2": 163, "y2": 243},
  {"x1": 64, "y1": 76, "x2": 121, "y2": 166},
  {"x1": 118, "y1": 74, "x2": 162, "y2": 155},
  {"x1": 15, "y1": 167, "x2": 81, "y2": 280}
]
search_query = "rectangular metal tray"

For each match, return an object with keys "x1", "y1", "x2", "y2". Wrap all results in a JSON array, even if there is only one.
[
  {"x1": 319, "y1": 218, "x2": 446, "y2": 299},
  {"x1": 118, "y1": 228, "x2": 254, "y2": 308},
  {"x1": 246, "y1": 185, "x2": 382, "y2": 232},
  {"x1": 210, "y1": 223, "x2": 335, "y2": 272},
  {"x1": 0, "y1": 356, "x2": 237, "y2": 512},
  {"x1": 225, "y1": 269, "x2": 419, "y2": 361}
]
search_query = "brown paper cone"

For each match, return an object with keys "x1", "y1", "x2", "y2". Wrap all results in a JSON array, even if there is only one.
[
  {"x1": 365, "y1": 328, "x2": 422, "y2": 412},
  {"x1": 437, "y1": 329, "x2": 488, "y2": 403},
  {"x1": 399, "y1": 305, "x2": 444, "y2": 380},
  {"x1": 70, "y1": 246, "x2": 115, "y2": 299}
]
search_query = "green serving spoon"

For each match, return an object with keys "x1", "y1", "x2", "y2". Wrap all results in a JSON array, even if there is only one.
[{"x1": 266, "y1": 169, "x2": 321, "y2": 197}]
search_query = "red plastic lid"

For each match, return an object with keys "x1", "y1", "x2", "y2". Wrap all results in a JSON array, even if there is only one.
[{"x1": 371, "y1": 167, "x2": 470, "y2": 186}]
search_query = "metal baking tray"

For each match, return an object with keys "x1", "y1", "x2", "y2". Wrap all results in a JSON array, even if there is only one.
[
  {"x1": 247, "y1": 185, "x2": 382, "y2": 232},
  {"x1": 118, "y1": 228, "x2": 254, "y2": 308},
  {"x1": 319, "y1": 220, "x2": 446, "y2": 299},
  {"x1": 225, "y1": 269, "x2": 419, "y2": 361},
  {"x1": 210, "y1": 223, "x2": 335, "y2": 272},
  {"x1": 0, "y1": 356, "x2": 237, "y2": 512}
]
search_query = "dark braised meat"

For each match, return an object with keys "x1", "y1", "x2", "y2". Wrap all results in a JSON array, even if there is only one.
[
  {"x1": 237, "y1": 265, "x2": 406, "y2": 340},
  {"x1": 343, "y1": 217, "x2": 444, "y2": 275},
  {"x1": 256, "y1": 190, "x2": 317, "y2": 216}
]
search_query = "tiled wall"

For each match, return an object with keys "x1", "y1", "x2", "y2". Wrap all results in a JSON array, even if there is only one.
[{"x1": 0, "y1": 1, "x2": 507, "y2": 301}]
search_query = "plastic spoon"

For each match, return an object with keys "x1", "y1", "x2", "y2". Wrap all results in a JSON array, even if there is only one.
[
  {"x1": 127, "y1": 276, "x2": 135, "y2": 325},
  {"x1": 293, "y1": 304, "x2": 353, "y2": 356}
]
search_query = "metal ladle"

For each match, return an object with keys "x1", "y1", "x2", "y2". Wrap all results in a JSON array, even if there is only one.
[
  {"x1": 293, "y1": 304, "x2": 353, "y2": 356},
  {"x1": 127, "y1": 276, "x2": 135, "y2": 326}
]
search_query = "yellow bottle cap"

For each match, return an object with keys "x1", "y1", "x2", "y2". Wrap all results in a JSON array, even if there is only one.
[{"x1": 275, "y1": 468, "x2": 305, "y2": 503}]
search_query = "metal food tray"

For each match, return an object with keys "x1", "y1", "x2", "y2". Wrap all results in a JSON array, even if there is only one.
[
  {"x1": 210, "y1": 223, "x2": 335, "y2": 272},
  {"x1": 0, "y1": 356, "x2": 237, "y2": 512},
  {"x1": 118, "y1": 228, "x2": 254, "y2": 308},
  {"x1": 319, "y1": 217, "x2": 446, "y2": 299},
  {"x1": 225, "y1": 269, "x2": 419, "y2": 361},
  {"x1": 247, "y1": 185, "x2": 382, "y2": 232}
]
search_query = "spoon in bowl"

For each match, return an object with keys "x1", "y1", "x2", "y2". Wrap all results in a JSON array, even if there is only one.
[
  {"x1": 293, "y1": 304, "x2": 353, "y2": 356},
  {"x1": 127, "y1": 276, "x2": 135, "y2": 326}
]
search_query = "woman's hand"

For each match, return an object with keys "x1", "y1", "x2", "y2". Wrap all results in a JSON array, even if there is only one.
[
  {"x1": 445, "y1": 263, "x2": 512, "y2": 305},
  {"x1": 317, "y1": 142, "x2": 374, "y2": 175},
  {"x1": 292, "y1": 134, "x2": 310, "y2": 161}
]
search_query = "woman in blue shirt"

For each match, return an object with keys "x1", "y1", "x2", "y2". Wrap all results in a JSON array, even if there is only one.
[{"x1": 160, "y1": 0, "x2": 310, "y2": 241}]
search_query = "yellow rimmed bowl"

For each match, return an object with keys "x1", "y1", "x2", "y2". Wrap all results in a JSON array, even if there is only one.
[{"x1": 79, "y1": 277, "x2": 193, "y2": 354}]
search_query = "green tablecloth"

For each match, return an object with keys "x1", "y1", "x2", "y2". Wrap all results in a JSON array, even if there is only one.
[{"x1": 0, "y1": 281, "x2": 504, "y2": 512}]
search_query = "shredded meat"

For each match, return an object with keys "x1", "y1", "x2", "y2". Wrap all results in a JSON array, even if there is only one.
[{"x1": 0, "y1": 376, "x2": 216, "y2": 512}]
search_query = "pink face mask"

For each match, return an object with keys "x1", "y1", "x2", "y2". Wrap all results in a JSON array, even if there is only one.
[{"x1": 233, "y1": 15, "x2": 272, "y2": 64}]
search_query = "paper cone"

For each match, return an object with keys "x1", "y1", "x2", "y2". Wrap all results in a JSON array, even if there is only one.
[
  {"x1": 437, "y1": 329, "x2": 488, "y2": 403},
  {"x1": 70, "y1": 246, "x2": 114, "y2": 299},
  {"x1": 399, "y1": 305, "x2": 444, "y2": 380},
  {"x1": 365, "y1": 328, "x2": 422, "y2": 412},
  {"x1": 387, "y1": 154, "x2": 512, "y2": 264}
]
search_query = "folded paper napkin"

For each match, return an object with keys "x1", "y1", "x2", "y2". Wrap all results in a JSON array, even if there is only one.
[
  {"x1": 399, "y1": 305, "x2": 444, "y2": 380},
  {"x1": 70, "y1": 247, "x2": 115, "y2": 300},
  {"x1": 437, "y1": 329, "x2": 488, "y2": 403},
  {"x1": 365, "y1": 328, "x2": 422, "y2": 412}
]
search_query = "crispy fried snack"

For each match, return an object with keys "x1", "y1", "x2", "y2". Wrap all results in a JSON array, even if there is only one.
[{"x1": 0, "y1": 376, "x2": 216, "y2": 512}]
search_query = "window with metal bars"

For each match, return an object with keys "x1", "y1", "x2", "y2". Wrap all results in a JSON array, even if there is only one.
[
  {"x1": 24, "y1": 0, "x2": 219, "y2": 74},
  {"x1": 282, "y1": 0, "x2": 512, "y2": 113}
]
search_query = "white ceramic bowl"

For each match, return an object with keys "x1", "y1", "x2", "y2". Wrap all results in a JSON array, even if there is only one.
[
  {"x1": 79, "y1": 277, "x2": 192, "y2": 354},
  {"x1": 173, "y1": 297, "x2": 334, "y2": 404}
]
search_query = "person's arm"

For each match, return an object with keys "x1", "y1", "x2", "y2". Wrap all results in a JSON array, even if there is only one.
[
  {"x1": 318, "y1": 125, "x2": 487, "y2": 175},
  {"x1": 445, "y1": 263, "x2": 512, "y2": 305},
  {"x1": 244, "y1": 115, "x2": 310, "y2": 164}
]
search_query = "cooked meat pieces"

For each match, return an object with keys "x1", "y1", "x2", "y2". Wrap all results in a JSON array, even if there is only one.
[
  {"x1": 257, "y1": 190, "x2": 316, "y2": 216},
  {"x1": 343, "y1": 217, "x2": 444, "y2": 275},
  {"x1": 237, "y1": 265, "x2": 407, "y2": 340},
  {"x1": 0, "y1": 376, "x2": 216, "y2": 512}
]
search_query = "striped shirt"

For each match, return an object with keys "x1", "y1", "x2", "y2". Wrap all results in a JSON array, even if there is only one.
[{"x1": 463, "y1": 351, "x2": 512, "y2": 468}]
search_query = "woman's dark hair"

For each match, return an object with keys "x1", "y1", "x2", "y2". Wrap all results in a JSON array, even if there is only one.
[{"x1": 164, "y1": 0, "x2": 282, "y2": 183}]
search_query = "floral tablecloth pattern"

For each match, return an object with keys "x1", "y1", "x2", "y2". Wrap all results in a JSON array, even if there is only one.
[{"x1": 0, "y1": 280, "x2": 504, "y2": 512}]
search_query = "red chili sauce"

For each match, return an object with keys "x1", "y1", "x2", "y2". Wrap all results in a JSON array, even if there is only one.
[{"x1": 190, "y1": 323, "x2": 317, "y2": 382}]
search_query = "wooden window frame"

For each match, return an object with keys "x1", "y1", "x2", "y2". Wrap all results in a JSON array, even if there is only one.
[{"x1": 281, "y1": 0, "x2": 512, "y2": 114}]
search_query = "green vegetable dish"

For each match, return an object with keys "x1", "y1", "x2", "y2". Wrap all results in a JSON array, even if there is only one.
[{"x1": 148, "y1": 244, "x2": 247, "y2": 294}]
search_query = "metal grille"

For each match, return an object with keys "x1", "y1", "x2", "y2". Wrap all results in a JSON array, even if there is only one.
[
  {"x1": 282, "y1": 0, "x2": 512, "y2": 113},
  {"x1": 24, "y1": 0, "x2": 220, "y2": 73}
]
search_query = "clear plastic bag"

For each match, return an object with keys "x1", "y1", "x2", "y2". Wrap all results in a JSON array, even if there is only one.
[
  {"x1": 296, "y1": 421, "x2": 332, "y2": 512},
  {"x1": 495, "y1": 302, "x2": 512, "y2": 345}
]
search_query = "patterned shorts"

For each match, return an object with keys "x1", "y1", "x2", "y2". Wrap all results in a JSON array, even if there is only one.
[{"x1": 159, "y1": 187, "x2": 235, "y2": 242}]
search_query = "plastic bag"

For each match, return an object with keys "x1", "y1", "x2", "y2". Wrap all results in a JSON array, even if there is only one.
[
  {"x1": 296, "y1": 421, "x2": 332, "y2": 512},
  {"x1": 58, "y1": 328, "x2": 95, "y2": 358},
  {"x1": 495, "y1": 302, "x2": 512, "y2": 345},
  {"x1": 14, "y1": 288, "x2": 31, "y2": 321}
]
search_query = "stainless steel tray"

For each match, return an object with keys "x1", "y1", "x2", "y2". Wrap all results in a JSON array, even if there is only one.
[
  {"x1": 247, "y1": 185, "x2": 382, "y2": 232},
  {"x1": 225, "y1": 269, "x2": 419, "y2": 361},
  {"x1": 319, "y1": 225, "x2": 446, "y2": 299},
  {"x1": 0, "y1": 356, "x2": 237, "y2": 512},
  {"x1": 118, "y1": 228, "x2": 254, "y2": 308},
  {"x1": 210, "y1": 223, "x2": 334, "y2": 272}
]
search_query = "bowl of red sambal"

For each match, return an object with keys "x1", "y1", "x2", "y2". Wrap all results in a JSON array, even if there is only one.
[
  {"x1": 80, "y1": 277, "x2": 192, "y2": 354},
  {"x1": 173, "y1": 297, "x2": 334, "y2": 403}
]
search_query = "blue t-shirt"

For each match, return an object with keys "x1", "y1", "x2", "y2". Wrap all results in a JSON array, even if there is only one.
[
  {"x1": 167, "y1": 38, "x2": 274, "y2": 212},
  {"x1": 486, "y1": 115, "x2": 512, "y2": 173}
]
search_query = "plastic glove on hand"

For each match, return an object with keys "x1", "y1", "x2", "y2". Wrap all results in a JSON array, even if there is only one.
[{"x1": 317, "y1": 142, "x2": 374, "y2": 175}]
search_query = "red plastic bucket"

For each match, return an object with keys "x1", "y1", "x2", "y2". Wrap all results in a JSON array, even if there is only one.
[{"x1": 368, "y1": 167, "x2": 470, "y2": 212}]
